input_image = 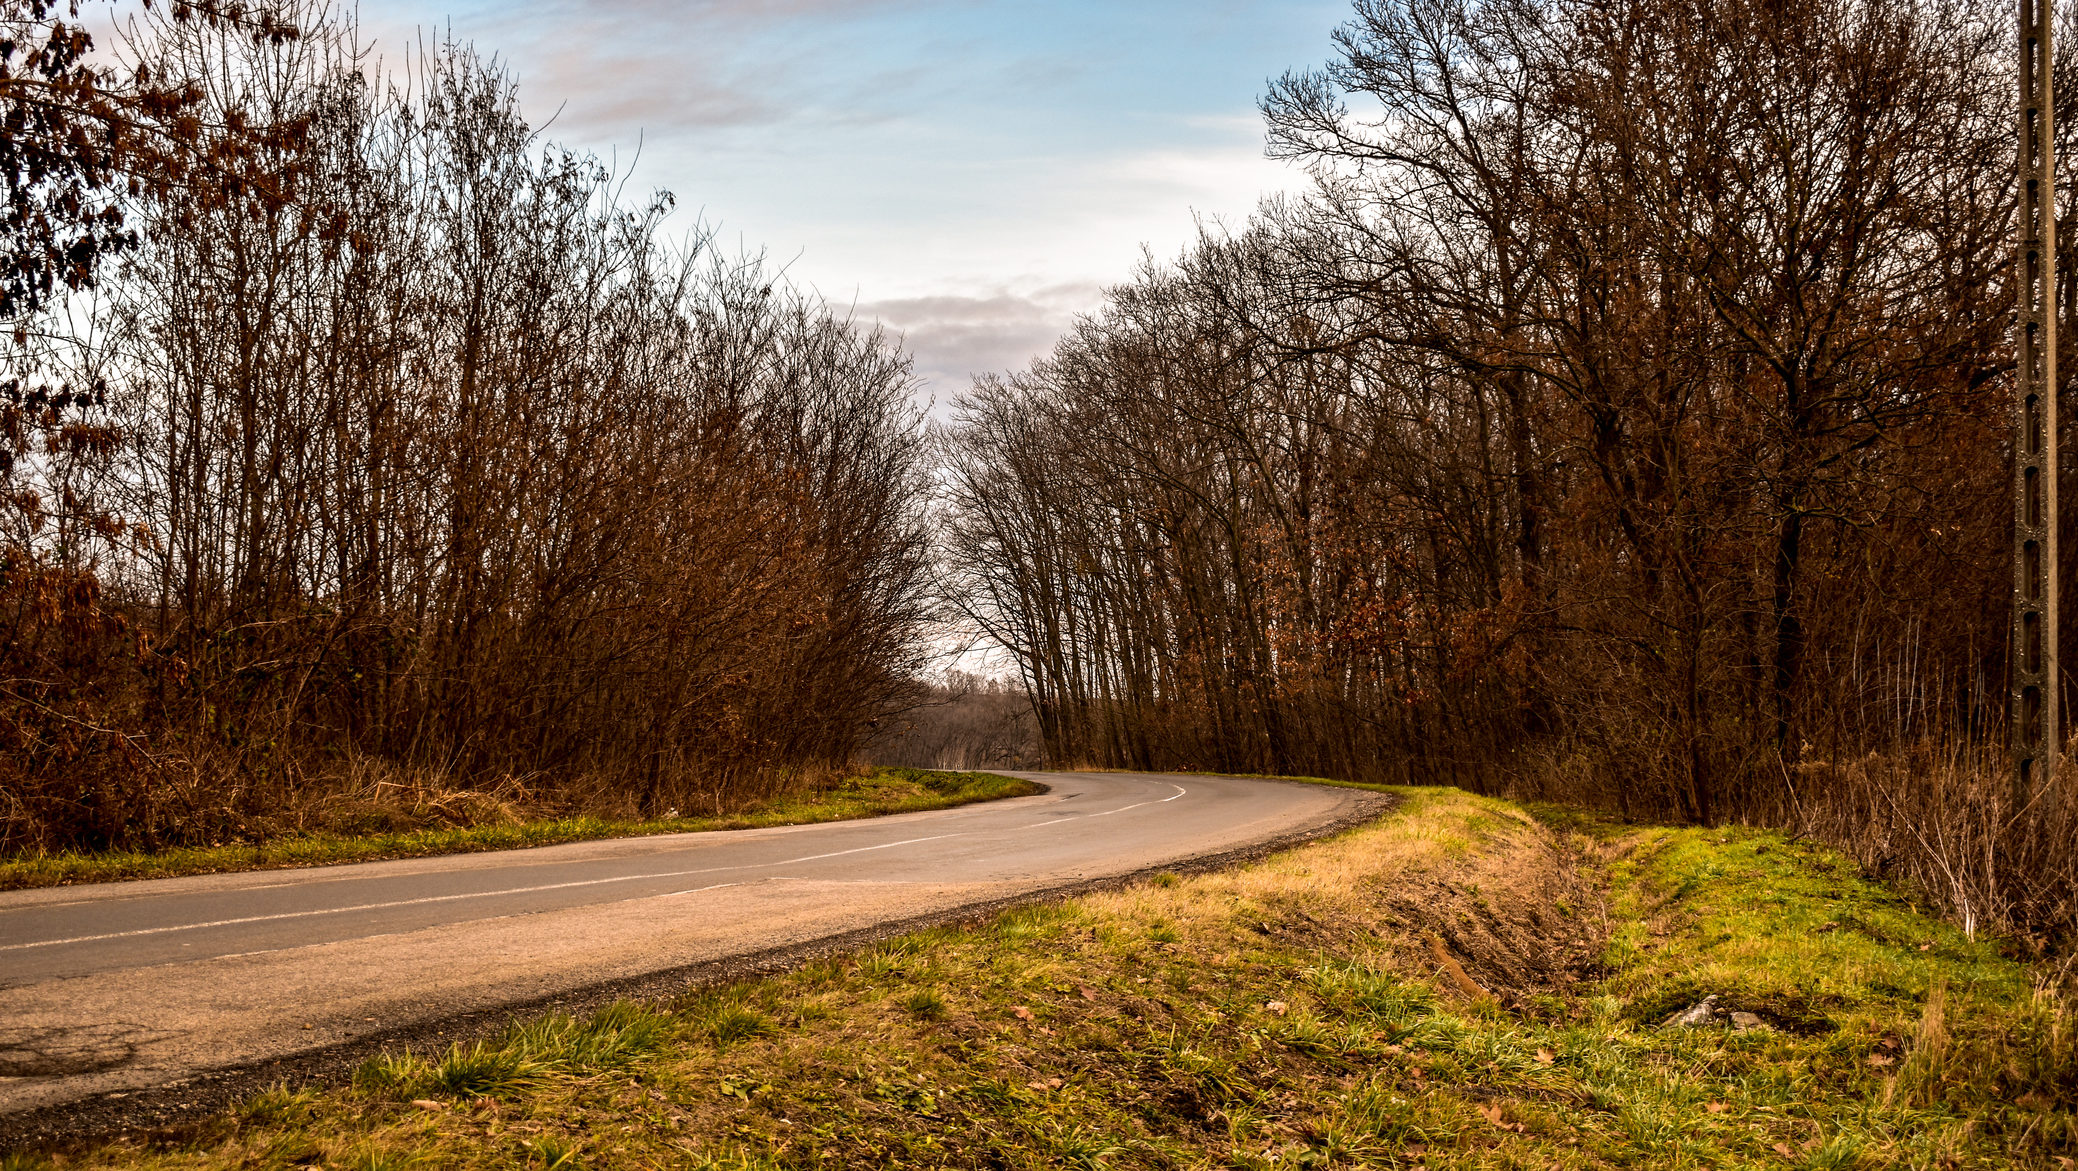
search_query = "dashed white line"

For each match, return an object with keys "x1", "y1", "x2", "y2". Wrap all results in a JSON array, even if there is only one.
[
  {"x1": 1015, "y1": 784, "x2": 1189, "y2": 826},
  {"x1": 1087, "y1": 784, "x2": 1189, "y2": 818},
  {"x1": 3, "y1": 784, "x2": 1194, "y2": 953},
  {"x1": 1, "y1": 835, "x2": 962, "y2": 952},
  {"x1": 661, "y1": 882, "x2": 745, "y2": 898}
]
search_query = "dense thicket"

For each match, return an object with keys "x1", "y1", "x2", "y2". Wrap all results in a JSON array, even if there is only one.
[
  {"x1": 944, "y1": 0, "x2": 2076, "y2": 936},
  {"x1": 0, "y1": 5, "x2": 933, "y2": 850},
  {"x1": 869, "y1": 672, "x2": 1043, "y2": 772}
]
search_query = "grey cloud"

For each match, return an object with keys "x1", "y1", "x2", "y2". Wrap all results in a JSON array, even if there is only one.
[
  {"x1": 400, "y1": 0, "x2": 957, "y2": 136},
  {"x1": 532, "y1": 0, "x2": 939, "y2": 23},
  {"x1": 858, "y1": 285, "x2": 1102, "y2": 406},
  {"x1": 500, "y1": 34, "x2": 790, "y2": 133},
  {"x1": 539, "y1": 68, "x2": 783, "y2": 132},
  {"x1": 514, "y1": 42, "x2": 937, "y2": 137}
]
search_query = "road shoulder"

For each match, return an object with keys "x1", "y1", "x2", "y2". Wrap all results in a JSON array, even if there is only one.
[
  {"x1": 0, "y1": 770, "x2": 1041, "y2": 893},
  {"x1": 0, "y1": 779, "x2": 1395, "y2": 1149}
]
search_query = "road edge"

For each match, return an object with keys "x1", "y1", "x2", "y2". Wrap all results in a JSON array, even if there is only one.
[
  {"x1": 0, "y1": 781, "x2": 1399, "y2": 1152},
  {"x1": 0, "y1": 772, "x2": 1049, "y2": 896}
]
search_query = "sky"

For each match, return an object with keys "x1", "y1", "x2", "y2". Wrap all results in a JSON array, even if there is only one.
[{"x1": 349, "y1": 0, "x2": 1346, "y2": 408}]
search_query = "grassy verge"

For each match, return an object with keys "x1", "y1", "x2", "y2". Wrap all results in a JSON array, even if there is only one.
[
  {"x1": 0, "y1": 768, "x2": 1039, "y2": 891},
  {"x1": 33, "y1": 787, "x2": 2077, "y2": 1169}
]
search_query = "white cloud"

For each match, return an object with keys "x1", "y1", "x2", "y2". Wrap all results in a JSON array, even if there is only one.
[{"x1": 348, "y1": 0, "x2": 1321, "y2": 407}]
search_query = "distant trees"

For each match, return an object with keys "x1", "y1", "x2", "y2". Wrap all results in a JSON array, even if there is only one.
[
  {"x1": 944, "y1": 0, "x2": 2026, "y2": 822},
  {"x1": 0, "y1": 4, "x2": 935, "y2": 850},
  {"x1": 869, "y1": 672, "x2": 1042, "y2": 772}
]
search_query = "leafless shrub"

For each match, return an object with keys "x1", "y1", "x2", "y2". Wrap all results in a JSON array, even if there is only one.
[
  {"x1": 939, "y1": 0, "x2": 2078, "y2": 943},
  {"x1": 0, "y1": 4, "x2": 934, "y2": 852},
  {"x1": 1781, "y1": 747, "x2": 2078, "y2": 944}
]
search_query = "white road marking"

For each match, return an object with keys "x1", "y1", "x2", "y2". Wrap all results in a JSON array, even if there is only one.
[
  {"x1": 1087, "y1": 784, "x2": 1188, "y2": 818},
  {"x1": 1014, "y1": 783, "x2": 1188, "y2": 827},
  {"x1": 4, "y1": 783, "x2": 1059, "y2": 913},
  {"x1": 0, "y1": 836, "x2": 961, "y2": 952},
  {"x1": 661, "y1": 882, "x2": 744, "y2": 898},
  {"x1": 3, "y1": 782, "x2": 1194, "y2": 953}
]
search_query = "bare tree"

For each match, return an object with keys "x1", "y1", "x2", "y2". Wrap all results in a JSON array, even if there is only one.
[{"x1": 0, "y1": 4, "x2": 937, "y2": 849}]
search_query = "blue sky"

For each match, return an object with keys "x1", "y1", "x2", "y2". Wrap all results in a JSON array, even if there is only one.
[{"x1": 352, "y1": 0, "x2": 1347, "y2": 404}]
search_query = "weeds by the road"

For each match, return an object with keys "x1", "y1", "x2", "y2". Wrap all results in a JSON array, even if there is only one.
[
  {"x1": 33, "y1": 787, "x2": 2078, "y2": 1169},
  {"x1": 0, "y1": 769, "x2": 1038, "y2": 891}
]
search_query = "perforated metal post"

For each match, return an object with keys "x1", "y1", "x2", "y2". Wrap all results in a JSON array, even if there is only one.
[{"x1": 2016, "y1": 0, "x2": 2060, "y2": 794}]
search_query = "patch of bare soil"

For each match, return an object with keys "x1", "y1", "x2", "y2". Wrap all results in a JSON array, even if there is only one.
[{"x1": 1371, "y1": 819, "x2": 1609, "y2": 1006}]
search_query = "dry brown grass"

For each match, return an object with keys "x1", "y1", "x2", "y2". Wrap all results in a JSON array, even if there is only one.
[{"x1": 1775, "y1": 748, "x2": 2078, "y2": 949}]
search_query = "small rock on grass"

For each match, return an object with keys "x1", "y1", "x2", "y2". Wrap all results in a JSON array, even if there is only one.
[
  {"x1": 1662, "y1": 996, "x2": 1770, "y2": 1031},
  {"x1": 1661, "y1": 995, "x2": 1720, "y2": 1028}
]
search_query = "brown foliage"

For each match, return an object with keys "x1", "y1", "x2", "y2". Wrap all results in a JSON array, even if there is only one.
[
  {"x1": 0, "y1": 1, "x2": 298, "y2": 322},
  {"x1": 943, "y1": 0, "x2": 2076, "y2": 939},
  {"x1": 0, "y1": 6, "x2": 934, "y2": 852}
]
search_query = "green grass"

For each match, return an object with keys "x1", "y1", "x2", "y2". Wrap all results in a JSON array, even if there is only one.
[
  {"x1": 30, "y1": 786, "x2": 2077, "y2": 1169},
  {"x1": 0, "y1": 768, "x2": 1039, "y2": 890}
]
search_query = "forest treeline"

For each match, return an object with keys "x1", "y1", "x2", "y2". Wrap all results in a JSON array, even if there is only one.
[
  {"x1": 942, "y1": 0, "x2": 2076, "y2": 939},
  {"x1": 0, "y1": 3, "x2": 933, "y2": 850},
  {"x1": 868, "y1": 672, "x2": 1043, "y2": 773},
  {"x1": 3, "y1": 0, "x2": 2070, "y2": 940}
]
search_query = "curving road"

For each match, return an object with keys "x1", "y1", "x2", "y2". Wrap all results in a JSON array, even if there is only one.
[{"x1": 0, "y1": 771, "x2": 1384, "y2": 1124}]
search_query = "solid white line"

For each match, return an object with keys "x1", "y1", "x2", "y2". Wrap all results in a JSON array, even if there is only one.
[
  {"x1": 778, "y1": 835, "x2": 960, "y2": 865},
  {"x1": 1087, "y1": 784, "x2": 1190, "y2": 818},
  {"x1": 661, "y1": 882, "x2": 744, "y2": 898},
  {"x1": 5, "y1": 782, "x2": 1196, "y2": 952},
  {"x1": 0, "y1": 835, "x2": 963, "y2": 953}
]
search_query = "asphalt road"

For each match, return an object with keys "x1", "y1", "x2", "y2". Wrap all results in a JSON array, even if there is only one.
[{"x1": 0, "y1": 770, "x2": 1382, "y2": 1123}]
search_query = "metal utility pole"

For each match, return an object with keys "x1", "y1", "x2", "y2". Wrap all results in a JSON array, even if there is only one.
[{"x1": 2016, "y1": 0, "x2": 2060, "y2": 793}]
